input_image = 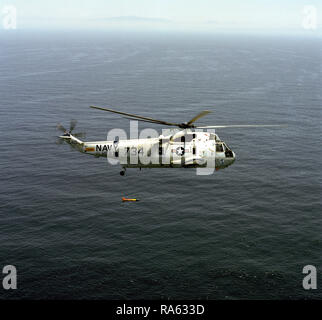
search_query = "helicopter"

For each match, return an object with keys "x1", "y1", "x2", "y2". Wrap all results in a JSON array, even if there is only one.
[{"x1": 57, "y1": 106, "x2": 283, "y2": 176}]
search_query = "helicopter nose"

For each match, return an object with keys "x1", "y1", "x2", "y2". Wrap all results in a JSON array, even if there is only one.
[
  {"x1": 231, "y1": 151, "x2": 236, "y2": 164},
  {"x1": 226, "y1": 151, "x2": 236, "y2": 167}
]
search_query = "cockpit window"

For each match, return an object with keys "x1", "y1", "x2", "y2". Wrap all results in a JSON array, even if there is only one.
[{"x1": 216, "y1": 143, "x2": 224, "y2": 152}]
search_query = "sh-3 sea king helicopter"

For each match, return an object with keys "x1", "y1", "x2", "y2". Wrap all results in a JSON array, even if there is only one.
[{"x1": 57, "y1": 106, "x2": 283, "y2": 176}]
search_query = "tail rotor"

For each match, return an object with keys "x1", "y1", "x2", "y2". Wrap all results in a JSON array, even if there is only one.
[{"x1": 56, "y1": 120, "x2": 86, "y2": 146}]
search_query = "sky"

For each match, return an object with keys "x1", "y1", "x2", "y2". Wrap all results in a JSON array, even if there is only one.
[{"x1": 1, "y1": 0, "x2": 321, "y2": 33}]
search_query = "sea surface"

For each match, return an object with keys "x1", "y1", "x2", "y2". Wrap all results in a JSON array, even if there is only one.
[{"x1": 0, "y1": 31, "x2": 321, "y2": 299}]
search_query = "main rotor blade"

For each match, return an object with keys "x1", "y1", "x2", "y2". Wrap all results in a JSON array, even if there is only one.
[
  {"x1": 196, "y1": 124, "x2": 287, "y2": 129},
  {"x1": 70, "y1": 119, "x2": 77, "y2": 132},
  {"x1": 186, "y1": 110, "x2": 211, "y2": 125},
  {"x1": 90, "y1": 106, "x2": 179, "y2": 126},
  {"x1": 123, "y1": 116, "x2": 179, "y2": 126},
  {"x1": 57, "y1": 123, "x2": 67, "y2": 132}
]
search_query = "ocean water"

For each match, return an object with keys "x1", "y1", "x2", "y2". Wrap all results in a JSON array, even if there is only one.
[{"x1": 0, "y1": 31, "x2": 321, "y2": 299}]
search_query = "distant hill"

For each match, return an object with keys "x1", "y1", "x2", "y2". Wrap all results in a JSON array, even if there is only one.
[{"x1": 101, "y1": 16, "x2": 172, "y2": 24}]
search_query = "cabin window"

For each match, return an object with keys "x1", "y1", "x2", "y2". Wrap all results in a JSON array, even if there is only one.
[
  {"x1": 173, "y1": 136, "x2": 184, "y2": 143},
  {"x1": 184, "y1": 134, "x2": 195, "y2": 142},
  {"x1": 173, "y1": 134, "x2": 195, "y2": 143}
]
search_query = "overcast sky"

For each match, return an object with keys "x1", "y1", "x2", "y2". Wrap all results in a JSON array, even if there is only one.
[{"x1": 2, "y1": 0, "x2": 321, "y2": 32}]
